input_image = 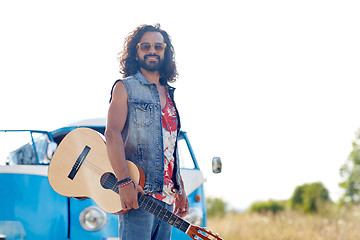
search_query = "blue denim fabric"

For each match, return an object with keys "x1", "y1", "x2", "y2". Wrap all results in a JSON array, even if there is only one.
[
  {"x1": 118, "y1": 198, "x2": 174, "y2": 240},
  {"x1": 110, "y1": 72, "x2": 182, "y2": 194}
]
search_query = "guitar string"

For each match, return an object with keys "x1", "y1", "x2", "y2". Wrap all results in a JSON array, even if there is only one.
[
  {"x1": 79, "y1": 160, "x2": 118, "y2": 189},
  {"x1": 139, "y1": 194, "x2": 189, "y2": 232},
  {"x1": 84, "y1": 161, "x2": 118, "y2": 189}
]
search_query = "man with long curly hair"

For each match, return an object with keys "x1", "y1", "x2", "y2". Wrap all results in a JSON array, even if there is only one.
[{"x1": 105, "y1": 24, "x2": 189, "y2": 239}]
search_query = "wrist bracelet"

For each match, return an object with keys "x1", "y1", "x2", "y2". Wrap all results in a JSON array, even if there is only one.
[
  {"x1": 117, "y1": 177, "x2": 131, "y2": 186},
  {"x1": 118, "y1": 180, "x2": 136, "y2": 189}
]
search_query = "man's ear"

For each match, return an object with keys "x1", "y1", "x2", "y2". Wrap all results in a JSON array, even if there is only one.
[{"x1": 136, "y1": 52, "x2": 139, "y2": 61}]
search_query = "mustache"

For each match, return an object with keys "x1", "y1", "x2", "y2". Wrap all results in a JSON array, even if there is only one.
[{"x1": 144, "y1": 54, "x2": 160, "y2": 59}]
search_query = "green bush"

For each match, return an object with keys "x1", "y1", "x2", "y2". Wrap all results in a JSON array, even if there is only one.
[
  {"x1": 289, "y1": 182, "x2": 330, "y2": 213},
  {"x1": 249, "y1": 199, "x2": 285, "y2": 214},
  {"x1": 207, "y1": 197, "x2": 227, "y2": 217}
]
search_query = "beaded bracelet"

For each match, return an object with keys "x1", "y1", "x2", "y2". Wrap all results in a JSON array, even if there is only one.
[
  {"x1": 118, "y1": 180, "x2": 136, "y2": 189},
  {"x1": 117, "y1": 177, "x2": 131, "y2": 186}
]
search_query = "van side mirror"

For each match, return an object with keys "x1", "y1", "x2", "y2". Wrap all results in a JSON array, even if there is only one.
[
  {"x1": 212, "y1": 157, "x2": 222, "y2": 173},
  {"x1": 47, "y1": 142, "x2": 58, "y2": 160}
]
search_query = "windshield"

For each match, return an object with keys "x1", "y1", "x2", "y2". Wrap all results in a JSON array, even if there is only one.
[
  {"x1": 177, "y1": 137, "x2": 195, "y2": 169},
  {"x1": 0, "y1": 131, "x2": 52, "y2": 165}
]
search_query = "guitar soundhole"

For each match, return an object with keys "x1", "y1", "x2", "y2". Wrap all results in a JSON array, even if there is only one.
[{"x1": 100, "y1": 172, "x2": 117, "y2": 189}]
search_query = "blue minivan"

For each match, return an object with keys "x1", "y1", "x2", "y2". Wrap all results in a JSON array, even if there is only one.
[{"x1": 0, "y1": 119, "x2": 221, "y2": 240}]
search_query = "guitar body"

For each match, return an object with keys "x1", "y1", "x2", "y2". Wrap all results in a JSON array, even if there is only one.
[{"x1": 48, "y1": 128, "x2": 145, "y2": 214}]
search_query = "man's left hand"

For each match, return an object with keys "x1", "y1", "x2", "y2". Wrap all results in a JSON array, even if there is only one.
[{"x1": 174, "y1": 191, "x2": 189, "y2": 218}]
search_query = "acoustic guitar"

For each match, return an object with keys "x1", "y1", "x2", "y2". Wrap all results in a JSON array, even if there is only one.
[{"x1": 48, "y1": 128, "x2": 223, "y2": 240}]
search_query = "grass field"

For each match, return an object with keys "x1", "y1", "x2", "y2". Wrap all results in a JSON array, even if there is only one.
[{"x1": 207, "y1": 206, "x2": 360, "y2": 240}]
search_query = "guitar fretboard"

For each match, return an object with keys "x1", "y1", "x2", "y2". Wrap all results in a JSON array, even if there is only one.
[
  {"x1": 100, "y1": 172, "x2": 191, "y2": 233},
  {"x1": 138, "y1": 194, "x2": 190, "y2": 233}
]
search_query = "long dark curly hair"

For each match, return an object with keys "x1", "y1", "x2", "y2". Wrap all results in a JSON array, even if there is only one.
[{"x1": 118, "y1": 24, "x2": 178, "y2": 85}]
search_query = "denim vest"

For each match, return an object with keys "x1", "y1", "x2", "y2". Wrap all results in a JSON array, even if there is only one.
[{"x1": 110, "y1": 72, "x2": 182, "y2": 194}]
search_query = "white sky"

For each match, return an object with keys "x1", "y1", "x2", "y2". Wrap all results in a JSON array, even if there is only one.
[{"x1": 1, "y1": 0, "x2": 360, "y2": 210}]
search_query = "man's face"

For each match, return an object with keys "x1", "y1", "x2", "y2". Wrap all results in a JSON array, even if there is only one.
[{"x1": 136, "y1": 31, "x2": 166, "y2": 72}]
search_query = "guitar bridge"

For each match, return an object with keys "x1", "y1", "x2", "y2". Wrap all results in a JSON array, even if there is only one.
[{"x1": 68, "y1": 145, "x2": 91, "y2": 180}]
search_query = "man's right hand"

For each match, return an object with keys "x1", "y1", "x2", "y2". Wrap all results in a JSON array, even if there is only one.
[{"x1": 119, "y1": 182, "x2": 145, "y2": 210}]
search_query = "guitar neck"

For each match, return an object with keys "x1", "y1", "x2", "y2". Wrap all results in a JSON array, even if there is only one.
[
  {"x1": 104, "y1": 175, "x2": 190, "y2": 233},
  {"x1": 138, "y1": 193, "x2": 191, "y2": 233},
  {"x1": 102, "y1": 172, "x2": 191, "y2": 233}
]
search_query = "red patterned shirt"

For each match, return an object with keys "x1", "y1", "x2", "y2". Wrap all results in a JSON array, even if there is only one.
[{"x1": 150, "y1": 89, "x2": 178, "y2": 204}]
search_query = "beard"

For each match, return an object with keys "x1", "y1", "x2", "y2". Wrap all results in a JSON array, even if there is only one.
[{"x1": 138, "y1": 54, "x2": 164, "y2": 72}]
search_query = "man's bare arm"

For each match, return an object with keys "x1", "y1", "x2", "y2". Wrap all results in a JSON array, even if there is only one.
[{"x1": 105, "y1": 81, "x2": 144, "y2": 210}]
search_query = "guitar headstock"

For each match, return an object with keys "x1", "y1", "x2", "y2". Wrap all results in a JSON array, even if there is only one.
[{"x1": 187, "y1": 225, "x2": 223, "y2": 240}]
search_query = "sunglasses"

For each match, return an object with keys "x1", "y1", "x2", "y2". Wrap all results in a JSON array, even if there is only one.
[{"x1": 136, "y1": 42, "x2": 167, "y2": 52}]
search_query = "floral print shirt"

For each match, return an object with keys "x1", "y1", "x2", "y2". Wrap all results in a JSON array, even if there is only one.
[{"x1": 150, "y1": 90, "x2": 178, "y2": 205}]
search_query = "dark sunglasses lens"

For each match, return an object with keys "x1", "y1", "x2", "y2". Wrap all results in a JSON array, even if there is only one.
[
  {"x1": 140, "y1": 43, "x2": 151, "y2": 51},
  {"x1": 154, "y1": 43, "x2": 165, "y2": 51}
]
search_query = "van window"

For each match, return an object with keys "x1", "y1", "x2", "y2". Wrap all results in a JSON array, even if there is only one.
[
  {"x1": 177, "y1": 138, "x2": 195, "y2": 169},
  {"x1": 32, "y1": 132, "x2": 52, "y2": 164},
  {"x1": 0, "y1": 131, "x2": 51, "y2": 165}
]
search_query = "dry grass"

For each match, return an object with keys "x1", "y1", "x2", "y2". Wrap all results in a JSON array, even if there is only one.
[{"x1": 207, "y1": 206, "x2": 360, "y2": 240}]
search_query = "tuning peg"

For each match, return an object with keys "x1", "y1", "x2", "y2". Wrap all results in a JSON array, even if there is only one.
[{"x1": 216, "y1": 233, "x2": 224, "y2": 240}]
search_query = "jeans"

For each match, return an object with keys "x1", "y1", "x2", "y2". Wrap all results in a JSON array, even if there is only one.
[{"x1": 119, "y1": 198, "x2": 174, "y2": 240}]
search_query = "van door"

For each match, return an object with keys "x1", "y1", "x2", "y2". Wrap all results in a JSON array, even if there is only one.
[{"x1": 0, "y1": 166, "x2": 69, "y2": 240}]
